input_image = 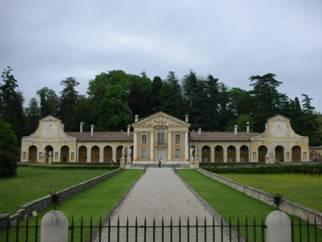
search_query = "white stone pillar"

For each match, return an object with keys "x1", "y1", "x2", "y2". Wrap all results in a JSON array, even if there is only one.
[
  {"x1": 266, "y1": 210, "x2": 291, "y2": 242},
  {"x1": 185, "y1": 132, "x2": 189, "y2": 161},
  {"x1": 168, "y1": 131, "x2": 172, "y2": 161},
  {"x1": 150, "y1": 131, "x2": 154, "y2": 161},
  {"x1": 99, "y1": 146, "x2": 104, "y2": 163},
  {"x1": 41, "y1": 210, "x2": 68, "y2": 242},
  {"x1": 236, "y1": 146, "x2": 241, "y2": 163},
  {"x1": 210, "y1": 146, "x2": 215, "y2": 163},
  {"x1": 223, "y1": 146, "x2": 228, "y2": 163},
  {"x1": 133, "y1": 132, "x2": 137, "y2": 161},
  {"x1": 86, "y1": 147, "x2": 91, "y2": 163},
  {"x1": 112, "y1": 146, "x2": 117, "y2": 162}
]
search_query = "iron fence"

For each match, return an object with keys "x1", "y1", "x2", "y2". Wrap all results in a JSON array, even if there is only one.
[{"x1": 1, "y1": 216, "x2": 322, "y2": 242}]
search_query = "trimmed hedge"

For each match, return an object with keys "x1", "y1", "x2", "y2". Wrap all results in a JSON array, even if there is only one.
[
  {"x1": 201, "y1": 162, "x2": 322, "y2": 174},
  {"x1": 17, "y1": 162, "x2": 120, "y2": 170}
]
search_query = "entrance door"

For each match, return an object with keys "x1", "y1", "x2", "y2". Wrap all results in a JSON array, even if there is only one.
[{"x1": 157, "y1": 147, "x2": 165, "y2": 161}]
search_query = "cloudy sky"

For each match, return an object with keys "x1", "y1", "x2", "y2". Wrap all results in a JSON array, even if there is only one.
[{"x1": 1, "y1": 0, "x2": 322, "y2": 111}]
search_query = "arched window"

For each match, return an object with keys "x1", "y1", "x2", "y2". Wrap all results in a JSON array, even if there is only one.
[
  {"x1": 275, "y1": 146, "x2": 284, "y2": 162},
  {"x1": 78, "y1": 146, "x2": 87, "y2": 163},
  {"x1": 240, "y1": 146, "x2": 249, "y2": 163},
  {"x1": 292, "y1": 146, "x2": 301, "y2": 162},
  {"x1": 258, "y1": 146, "x2": 268, "y2": 163},
  {"x1": 104, "y1": 146, "x2": 113, "y2": 163},
  {"x1": 227, "y1": 146, "x2": 236, "y2": 162},
  {"x1": 60, "y1": 146, "x2": 69, "y2": 162},
  {"x1": 91, "y1": 146, "x2": 100, "y2": 163},
  {"x1": 28, "y1": 145, "x2": 37, "y2": 162},
  {"x1": 215, "y1": 146, "x2": 223, "y2": 163},
  {"x1": 44, "y1": 145, "x2": 53, "y2": 163},
  {"x1": 116, "y1": 146, "x2": 123, "y2": 162},
  {"x1": 202, "y1": 146, "x2": 211, "y2": 162}
]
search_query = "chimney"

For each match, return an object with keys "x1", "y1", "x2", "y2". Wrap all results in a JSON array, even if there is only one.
[
  {"x1": 198, "y1": 128, "x2": 202, "y2": 136},
  {"x1": 127, "y1": 124, "x2": 131, "y2": 136},
  {"x1": 135, "y1": 114, "x2": 139, "y2": 122},
  {"x1": 234, "y1": 125, "x2": 238, "y2": 135},
  {"x1": 185, "y1": 114, "x2": 189, "y2": 123},
  {"x1": 90, "y1": 124, "x2": 94, "y2": 136},
  {"x1": 246, "y1": 122, "x2": 250, "y2": 133},
  {"x1": 80, "y1": 122, "x2": 84, "y2": 133}
]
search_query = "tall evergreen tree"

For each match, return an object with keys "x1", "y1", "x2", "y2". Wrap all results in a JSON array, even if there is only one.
[
  {"x1": 0, "y1": 66, "x2": 25, "y2": 141},
  {"x1": 25, "y1": 98, "x2": 41, "y2": 134},
  {"x1": 150, "y1": 76, "x2": 163, "y2": 112},
  {"x1": 36, "y1": 87, "x2": 59, "y2": 117},
  {"x1": 58, "y1": 77, "x2": 80, "y2": 131}
]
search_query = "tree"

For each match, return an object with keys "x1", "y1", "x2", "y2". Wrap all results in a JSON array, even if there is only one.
[
  {"x1": 150, "y1": 76, "x2": 163, "y2": 112},
  {"x1": 0, "y1": 118, "x2": 18, "y2": 177},
  {"x1": 0, "y1": 66, "x2": 25, "y2": 141},
  {"x1": 159, "y1": 71, "x2": 185, "y2": 118},
  {"x1": 36, "y1": 87, "x2": 59, "y2": 117},
  {"x1": 58, "y1": 77, "x2": 80, "y2": 131},
  {"x1": 25, "y1": 98, "x2": 41, "y2": 134}
]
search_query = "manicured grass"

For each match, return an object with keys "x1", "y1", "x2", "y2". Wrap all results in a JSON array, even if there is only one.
[
  {"x1": 0, "y1": 169, "x2": 144, "y2": 242},
  {"x1": 222, "y1": 173, "x2": 322, "y2": 212},
  {"x1": 0, "y1": 166, "x2": 115, "y2": 214},
  {"x1": 177, "y1": 169, "x2": 322, "y2": 241}
]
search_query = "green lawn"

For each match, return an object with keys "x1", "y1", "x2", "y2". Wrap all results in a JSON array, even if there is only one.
[
  {"x1": 0, "y1": 169, "x2": 144, "y2": 242},
  {"x1": 177, "y1": 169, "x2": 322, "y2": 242},
  {"x1": 0, "y1": 166, "x2": 115, "y2": 214},
  {"x1": 222, "y1": 173, "x2": 322, "y2": 212}
]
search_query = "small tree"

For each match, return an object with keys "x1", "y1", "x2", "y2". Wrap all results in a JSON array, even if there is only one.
[{"x1": 0, "y1": 118, "x2": 18, "y2": 177}]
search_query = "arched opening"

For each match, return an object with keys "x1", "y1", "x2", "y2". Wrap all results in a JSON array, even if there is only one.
[
  {"x1": 202, "y1": 146, "x2": 211, "y2": 163},
  {"x1": 215, "y1": 146, "x2": 224, "y2": 163},
  {"x1": 227, "y1": 146, "x2": 236, "y2": 162},
  {"x1": 78, "y1": 146, "x2": 87, "y2": 163},
  {"x1": 104, "y1": 146, "x2": 113, "y2": 163},
  {"x1": 116, "y1": 146, "x2": 123, "y2": 162},
  {"x1": 275, "y1": 146, "x2": 284, "y2": 162},
  {"x1": 292, "y1": 146, "x2": 301, "y2": 162},
  {"x1": 91, "y1": 146, "x2": 100, "y2": 163},
  {"x1": 240, "y1": 145, "x2": 249, "y2": 162},
  {"x1": 44, "y1": 145, "x2": 53, "y2": 163},
  {"x1": 258, "y1": 146, "x2": 268, "y2": 163},
  {"x1": 60, "y1": 146, "x2": 69, "y2": 162},
  {"x1": 28, "y1": 145, "x2": 37, "y2": 162}
]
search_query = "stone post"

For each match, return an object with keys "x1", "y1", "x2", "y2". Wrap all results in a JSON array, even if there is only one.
[
  {"x1": 265, "y1": 210, "x2": 291, "y2": 242},
  {"x1": 41, "y1": 210, "x2": 68, "y2": 242}
]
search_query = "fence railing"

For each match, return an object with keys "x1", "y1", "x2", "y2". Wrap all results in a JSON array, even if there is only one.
[{"x1": 1, "y1": 215, "x2": 322, "y2": 242}]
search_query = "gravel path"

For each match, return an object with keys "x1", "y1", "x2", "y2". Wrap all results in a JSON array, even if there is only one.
[{"x1": 96, "y1": 168, "x2": 228, "y2": 241}]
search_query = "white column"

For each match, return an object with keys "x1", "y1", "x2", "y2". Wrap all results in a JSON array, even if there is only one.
[
  {"x1": 112, "y1": 146, "x2": 117, "y2": 162},
  {"x1": 150, "y1": 131, "x2": 154, "y2": 161},
  {"x1": 168, "y1": 131, "x2": 172, "y2": 161},
  {"x1": 185, "y1": 132, "x2": 189, "y2": 161},
  {"x1": 86, "y1": 146, "x2": 91, "y2": 163},
  {"x1": 133, "y1": 132, "x2": 137, "y2": 161},
  {"x1": 223, "y1": 146, "x2": 228, "y2": 163},
  {"x1": 236, "y1": 146, "x2": 241, "y2": 163},
  {"x1": 99, "y1": 146, "x2": 104, "y2": 163},
  {"x1": 210, "y1": 146, "x2": 215, "y2": 163}
]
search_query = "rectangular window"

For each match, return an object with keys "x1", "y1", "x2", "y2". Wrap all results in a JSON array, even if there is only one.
[
  {"x1": 157, "y1": 129, "x2": 165, "y2": 145},
  {"x1": 175, "y1": 134, "x2": 180, "y2": 144},
  {"x1": 142, "y1": 148, "x2": 147, "y2": 159},
  {"x1": 176, "y1": 149, "x2": 180, "y2": 159},
  {"x1": 142, "y1": 134, "x2": 147, "y2": 144}
]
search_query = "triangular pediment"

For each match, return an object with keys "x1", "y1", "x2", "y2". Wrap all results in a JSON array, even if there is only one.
[{"x1": 132, "y1": 112, "x2": 190, "y2": 128}]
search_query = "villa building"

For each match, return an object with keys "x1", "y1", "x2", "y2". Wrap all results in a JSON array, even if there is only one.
[{"x1": 20, "y1": 112, "x2": 310, "y2": 165}]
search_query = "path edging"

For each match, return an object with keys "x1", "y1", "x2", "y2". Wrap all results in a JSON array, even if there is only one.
[{"x1": 198, "y1": 168, "x2": 322, "y2": 225}]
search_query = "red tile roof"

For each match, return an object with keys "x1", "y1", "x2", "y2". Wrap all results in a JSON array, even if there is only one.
[
  {"x1": 67, "y1": 132, "x2": 133, "y2": 142},
  {"x1": 189, "y1": 131, "x2": 259, "y2": 141}
]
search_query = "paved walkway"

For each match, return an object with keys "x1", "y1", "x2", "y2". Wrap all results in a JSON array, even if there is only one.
[{"x1": 96, "y1": 168, "x2": 228, "y2": 241}]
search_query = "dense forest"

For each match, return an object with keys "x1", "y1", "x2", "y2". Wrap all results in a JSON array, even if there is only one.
[{"x1": 1, "y1": 66, "x2": 322, "y2": 145}]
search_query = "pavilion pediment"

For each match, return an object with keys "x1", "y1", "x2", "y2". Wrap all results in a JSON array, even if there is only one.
[{"x1": 133, "y1": 112, "x2": 189, "y2": 128}]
